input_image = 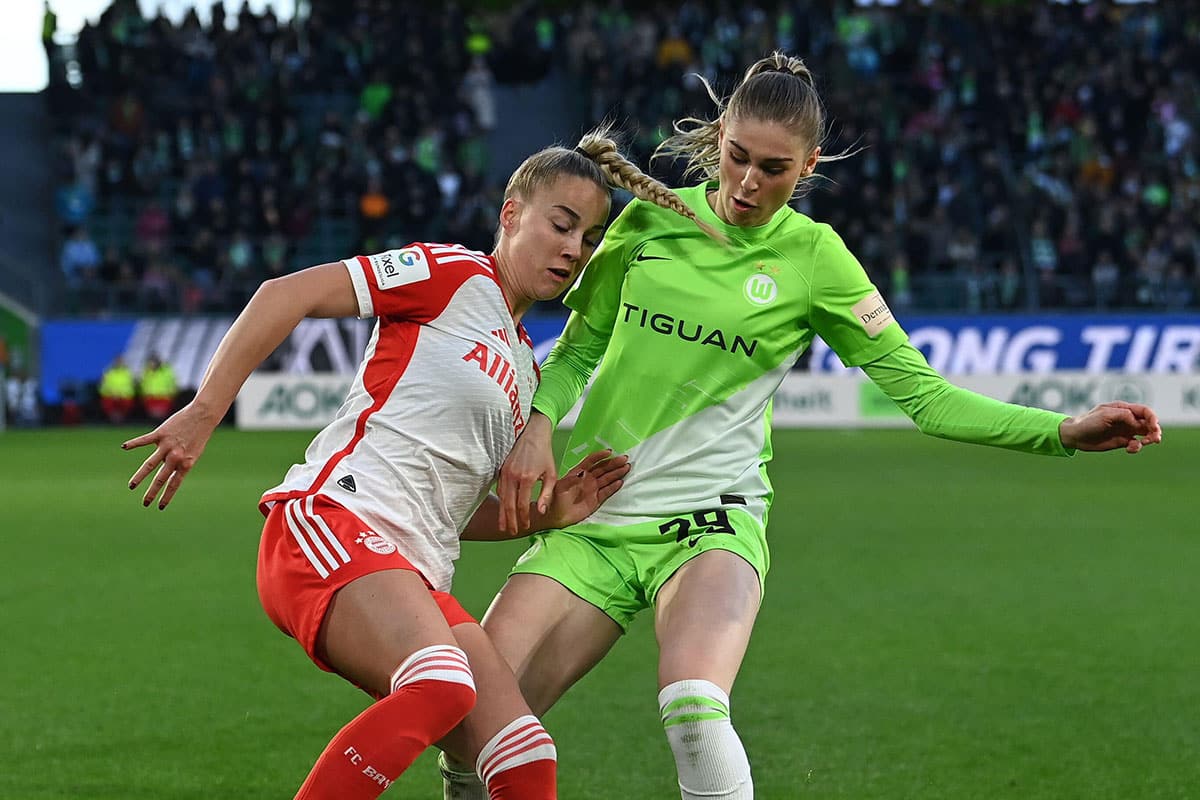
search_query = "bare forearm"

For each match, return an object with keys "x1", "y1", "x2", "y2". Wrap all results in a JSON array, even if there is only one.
[
  {"x1": 461, "y1": 495, "x2": 544, "y2": 541},
  {"x1": 191, "y1": 282, "x2": 309, "y2": 420},
  {"x1": 193, "y1": 265, "x2": 357, "y2": 423}
]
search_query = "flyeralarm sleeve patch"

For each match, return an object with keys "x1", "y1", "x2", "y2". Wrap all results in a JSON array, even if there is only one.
[
  {"x1": 851, "y1": 290, "x2": 894, "y2": 338},
  {"x1": 368, "y1": 247, "x2": 431, "y2": 290}
]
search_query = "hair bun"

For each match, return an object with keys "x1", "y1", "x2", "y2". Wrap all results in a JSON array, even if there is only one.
[{"x1": 746, "y1": 52, "x2": 814, "y2": 87}]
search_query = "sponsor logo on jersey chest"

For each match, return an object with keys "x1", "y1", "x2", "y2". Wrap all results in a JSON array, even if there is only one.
[
  {"x1": 620, "y1": 303, "x2": 759, "y2": 357},
  {"x1": 462, "y1": 340, "x2": 528, "y2": 434}
]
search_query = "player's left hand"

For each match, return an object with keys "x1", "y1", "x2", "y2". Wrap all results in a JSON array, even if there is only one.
[
  {"x1": 538, "y1": 450, "x2": 630, "y2": 530},
  {"x1": 1059, "y1": 401, "x2": 1164, "y2": 453}
]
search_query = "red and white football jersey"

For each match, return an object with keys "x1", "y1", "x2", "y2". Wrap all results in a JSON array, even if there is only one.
[{"x1": 260, "y1": 243, "x2": 538, "y2": 592}]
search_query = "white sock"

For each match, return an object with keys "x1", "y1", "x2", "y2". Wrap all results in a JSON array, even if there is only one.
[
  {"x1": 439, "y1": 751, "x2": 486, "y2": 800},
  {"x1": 659, "y1": 679, "x2": 753, "y2": 799},
  {"x1": 475, "y1": 714, "x2": 557, "y2": 786}
]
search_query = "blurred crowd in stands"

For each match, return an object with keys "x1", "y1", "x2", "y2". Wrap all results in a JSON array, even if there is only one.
[{"x1": 49, "y1": 0, "x2": 1199, "y2": 316}]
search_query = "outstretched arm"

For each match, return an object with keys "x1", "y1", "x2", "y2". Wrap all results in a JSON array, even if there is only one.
[
  {"x1": 863, "y1": 343, "x2": 1163, "y2": 455},
  {"x1": 124, "y1": 263, "x2": 359, "y2": 509},
  {"x1": 463, "y1": 449, "x2": 630, "y2": 541}
]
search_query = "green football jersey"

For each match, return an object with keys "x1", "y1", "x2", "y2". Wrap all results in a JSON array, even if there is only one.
[{"x1": 535, "y1": 183, "x2": 908, "y2": 526}]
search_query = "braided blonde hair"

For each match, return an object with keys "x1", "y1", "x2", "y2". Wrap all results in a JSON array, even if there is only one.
[
  {"x1": 654, "y1": 52, "x2": 841, "y2": 195},
  {"x1": 501, "y1": 125, "x2": 726, "y2": 244},
  {"x1": 576, "y1": 125, "x2": 727, "y2": 244}
]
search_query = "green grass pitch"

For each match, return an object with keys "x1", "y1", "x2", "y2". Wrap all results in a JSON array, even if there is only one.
[{"x1": 2, "y1": 426, "x2": 1195, "y2": 799}]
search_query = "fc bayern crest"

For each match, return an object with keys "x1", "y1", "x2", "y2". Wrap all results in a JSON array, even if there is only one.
[{"x1": 355, "y1": 532, "x2": 397, "y2": 555}]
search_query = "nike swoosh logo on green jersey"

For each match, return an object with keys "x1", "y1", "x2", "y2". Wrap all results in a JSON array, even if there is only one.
[{"x1": 635, "y1": 252, "x2": 670, "y2": 262}]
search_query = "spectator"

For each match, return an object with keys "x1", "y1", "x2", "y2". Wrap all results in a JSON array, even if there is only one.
[
  {"x1": 47, "y1": 1, "x2": 1200, "y2": 315},
  {"x1": 139, "y1": 261, "x2": 175, "y2": 312},
  {"x1": 1162, "y1": 263, "x2": 1195, "y2": 310},
  {"x1": 55, "y1": 177, "x2": 96, "y2": 227},
  {"x1": 107, "y1": 90, "x2": 145, "y2": 149},
  {"x1": 963, "y1": 263, "x2": 996, "y2": 312},
  {"x1": 358, "y1": 176, "x2": 390, "y2": 245},
  {"x1": 656, "y1": 25, "x2": 694, "y2": 71},
  {"x1": 888, "y1": 252, "x2": 913, "y2": 310},
  {"x1": 67, "y1": 134, "x2": 103, "y2": 194},
  {"x1": 134, "y1": 200, "x2": 171, "y2": 254},
  {"x1": 139, "y1": 353, "x2": 178, "y2": 422},
  {"x1": 5, "y1": 370, "x2": 41, "y2": 428},
  {"x1": 1029, "y1": 218, "x2": 1058, "y2": 276},
  {"x1": 359, "y1": 68, "x2": 393, "y2": 121},
  {"x1": 98, "y1": 356, "x2": 136, "y2": 423},
  {"x1": 997, "y1": 258, "x2": 1023, "y2": 310},
  {"x1": 947, "y1": 226, "x2": 981, "y2": 275},
  {"x1": 60, "y1": 226, "x2": 101, "y2": 289},
  {"x1": 1092, "y1": 251, "x2": 1122, "y2": 309},
  {"x1": 461, "y1": 55, "x2": 497, "y2": 131}
]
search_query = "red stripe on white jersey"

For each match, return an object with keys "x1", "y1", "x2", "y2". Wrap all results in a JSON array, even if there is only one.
[{"x1": 269, "y1": 320, "x2": 422, "y2": 507}]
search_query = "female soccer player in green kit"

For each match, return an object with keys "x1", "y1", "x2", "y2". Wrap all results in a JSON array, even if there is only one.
[{"x1": 441, "y1": 53, "x2": 1163, "y2": 799}]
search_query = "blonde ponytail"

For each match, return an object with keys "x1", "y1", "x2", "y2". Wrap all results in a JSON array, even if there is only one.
[
  {"x1": 577, "y1": 126, "x2": 728, "y2": 245},
  {"x1": 653, "y1": 51, "x2": 846, "y2": 195}
]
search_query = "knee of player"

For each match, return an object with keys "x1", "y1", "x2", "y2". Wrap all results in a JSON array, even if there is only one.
[
  {"x1": 658, "y1": 678, "x2": 734, "y2": 727},
  {"x1": 411, "y1": 670, "x2": 477, "y2": 729},
  {"x1": 389, "y1": 644, "x2": 479, "y2": 721},
  {"x1": 441, "y1": 674, "x2": 479, "y2": 722}
]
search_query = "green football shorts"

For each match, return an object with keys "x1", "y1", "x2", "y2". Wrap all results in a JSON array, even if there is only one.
[{"x1": 510, "y1": 505, "x2": 770, "y2": 631}]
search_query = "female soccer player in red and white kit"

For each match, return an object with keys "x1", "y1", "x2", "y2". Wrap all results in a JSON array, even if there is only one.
[{"x1": 122, "y1": 130, "x2": 652, "y2": 799}]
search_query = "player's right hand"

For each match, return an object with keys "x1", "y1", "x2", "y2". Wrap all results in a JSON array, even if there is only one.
[
  {"x1": 498, "y1": 413, "x2": 557, "y2": 534},
  {"x1": 122, "y1": 402, "x2": 221, "y2": 510}
]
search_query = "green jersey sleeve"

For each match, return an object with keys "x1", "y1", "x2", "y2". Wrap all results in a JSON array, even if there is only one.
[
  {"x1": 863, "y1": 342, "x2": 1074, "y2": 456},
  {"x1": 530, "y1": 313, "x2": 610, "y2": 427},
  {"x1": 809, "y1": 226, "x2": 908, "y2": 367},
  {"x1": 531, "y1": 199, "x2": 642, "y2": 427},
  {"x1": 562, "y1": 198, "x2": 642, "y2": 334}
]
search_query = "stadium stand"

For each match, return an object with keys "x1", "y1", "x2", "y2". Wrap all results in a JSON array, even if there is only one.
[{"x1": 45, "y1": 0, "x2": 1199, "y2": 316}]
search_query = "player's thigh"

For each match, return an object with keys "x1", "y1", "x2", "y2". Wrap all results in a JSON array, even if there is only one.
[
  {"x1": 481, "y1": 572, "x2": 623, "y2": 717},
  {"x1": 437, "y1": 621, "x2": 538, "y2": 762},
  {"x1": 654, "y1": 549, "x2": 762, "y2": 694},
  {"x1": 317, "y1": 568, "x2": 458, "y2": 697}
]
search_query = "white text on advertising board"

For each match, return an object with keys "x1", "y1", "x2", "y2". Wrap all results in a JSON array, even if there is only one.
[
  {"x1": 1008, "y1": 377, "x2": 1151, "y2": 413},
  {"x1": 257, "y1": 381, "x2": 350, "y2": 419},
  {"x1": 809, "y1": 323, "x2": 1200, "y2": 374}
]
